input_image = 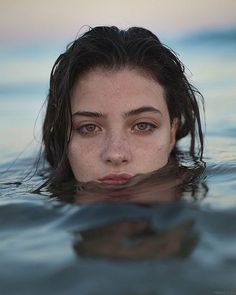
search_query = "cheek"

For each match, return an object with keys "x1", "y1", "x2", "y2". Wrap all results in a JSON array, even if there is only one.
[
  {"x1": 67, "y1": 137, "x2": 101, "y2": 180},
  {"x1": 133, "y1": 130, "x2": 173, "y2": 153},
  {"x1": 68, "y1": 139, "x2": 96, "y2": 165},
  {"x1": 132, "y1": 132, "x2": 172, "y2": 167},
  {"x1": 140, "y1": 143, "x2": 170, "y2": 161}
]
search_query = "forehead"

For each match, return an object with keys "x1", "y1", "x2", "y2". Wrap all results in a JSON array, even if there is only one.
[{"x1": 71, "y1": 68, "x2": 167, "y2": 113}]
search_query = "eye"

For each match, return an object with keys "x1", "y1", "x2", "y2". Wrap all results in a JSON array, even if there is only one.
[
  {"x1": 132, "y1": 122, "x2": 158, "y2": 134},
  {"x1": 76, "y1": 123, "x2": 101, "y2": 136}
]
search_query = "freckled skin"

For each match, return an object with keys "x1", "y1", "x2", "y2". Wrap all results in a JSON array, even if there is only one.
[{"x1": 68, "y1": 68, "x2": 178, "y2": 182}]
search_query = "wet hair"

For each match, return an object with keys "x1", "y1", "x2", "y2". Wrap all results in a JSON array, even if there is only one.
[{"x1": 42, "y1": 26, "x2": 204, "y2": 185}]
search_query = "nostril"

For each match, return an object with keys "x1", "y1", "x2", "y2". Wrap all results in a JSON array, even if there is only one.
[
  {"x1": 104, "y1": 154, "x2": 129, "y2": 165},
  {"x1": 101, "y1": 138, "x2": 131, "y2": 165}
]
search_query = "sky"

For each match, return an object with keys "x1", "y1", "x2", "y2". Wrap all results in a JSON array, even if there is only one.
[{"x1": 1, "y1": 0, "x2": 236, "y2": 45}]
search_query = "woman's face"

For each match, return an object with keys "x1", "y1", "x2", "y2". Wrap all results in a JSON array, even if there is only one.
[{"x1": 68, "y1": 68, "x2": 178, "y2": 184}]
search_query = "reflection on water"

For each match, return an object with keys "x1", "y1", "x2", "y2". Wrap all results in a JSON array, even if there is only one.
[
  {"x1": 47, "y1": 159, "x2": 207, "y2": 205},
  {"x1": 46, "y1": 160, "x2": 203, "y2": 261},
  {"x1": 73, "y1": 219, "x2": 197, "y2": 260},
  {"x1": 44, "y1": 159, "x2": 203, "y2": 261}
]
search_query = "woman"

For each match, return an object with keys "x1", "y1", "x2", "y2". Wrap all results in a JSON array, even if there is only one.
[{"x1": 42, "y1": 26, "x2": 204, "y2": 188}]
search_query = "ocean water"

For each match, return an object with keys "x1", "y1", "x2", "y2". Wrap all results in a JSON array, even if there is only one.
[{"x1": 0, "y1": 29, "x2": 236, "y2": 295}]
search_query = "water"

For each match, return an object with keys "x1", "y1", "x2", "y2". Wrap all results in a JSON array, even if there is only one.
[{"x1": 1, "y1": 29, "x2": 236, "y2": 295}]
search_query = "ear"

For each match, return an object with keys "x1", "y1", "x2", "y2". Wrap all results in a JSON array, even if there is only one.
[{"x1": 169, "y1": 118, "x2": 179, "y2": 152}]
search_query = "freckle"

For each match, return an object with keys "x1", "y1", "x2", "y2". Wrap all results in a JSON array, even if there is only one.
[{"x1": 156, "y1": 145, "x2": 163, "y2": 150}]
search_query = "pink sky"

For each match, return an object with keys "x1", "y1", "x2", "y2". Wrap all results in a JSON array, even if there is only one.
[{"x1": 1, "y1": 0, "x2": 236, "y2": 44}]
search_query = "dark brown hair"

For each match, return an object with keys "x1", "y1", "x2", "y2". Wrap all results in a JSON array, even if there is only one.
[{"x1": 42, "y1": 26, "x2": 204, "y2": 185}]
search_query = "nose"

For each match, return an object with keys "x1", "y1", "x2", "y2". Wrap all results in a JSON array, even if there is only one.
[{"x1": 101, "y1": 133, "x2": 132, "y2": 166}]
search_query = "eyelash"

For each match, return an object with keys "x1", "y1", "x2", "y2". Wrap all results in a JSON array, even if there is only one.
[
  {"x1": 75, "y1": 124, "x2": 101, "y2": 136},
  {"x1": 132, "y1": 122, "x2": 158, "y2": 134},
  {"x1": 74, "y1": 122, "x2": 158, "y2": 136}
]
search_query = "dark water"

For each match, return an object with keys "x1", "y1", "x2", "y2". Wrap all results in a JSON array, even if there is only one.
[
  {"x1": 1, "y1": 29, "x2": 236, "y2": 294},
  {"x1": 1, "y1": 158, "x2": 236, "y2": 295}
]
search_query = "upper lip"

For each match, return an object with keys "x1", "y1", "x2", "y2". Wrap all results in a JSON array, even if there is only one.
[{"x1": 99, "y1": 173, "x2": 132, "y2": 184}]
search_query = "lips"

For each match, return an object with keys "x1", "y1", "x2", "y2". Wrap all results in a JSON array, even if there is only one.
[{"x1": 99, "y1": 173, "x2": 132, "y2": 185}]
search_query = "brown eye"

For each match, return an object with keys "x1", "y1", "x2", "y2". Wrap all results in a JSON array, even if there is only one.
[
  {"x1": 133, "y1": 122, "x2": 157, "y2": 133},
  {"x1": 137, "y1": 123, "x2": 149, "y2": 130},
  {"x1": 85, "y1": 124, "x2": 96, "y2": 132},
  {"x1": 77, "y1": 124, "x2": 101, "y2": 135}
]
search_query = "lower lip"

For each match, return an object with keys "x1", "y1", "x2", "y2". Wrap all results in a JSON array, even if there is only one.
[{"x1": 100, "y1": 178, "x2": 130, "y2": 185}]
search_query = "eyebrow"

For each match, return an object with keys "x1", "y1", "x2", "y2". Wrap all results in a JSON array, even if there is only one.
[
  {"x1": 72, "y1": 111, "x2": 105, "y2": 118},
  {"x1": 72, "y1": 106, "x2": 162, "y2": 118},
  {"x1": 124, "y1": 106, "x2": 162, "y2": 117}
]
